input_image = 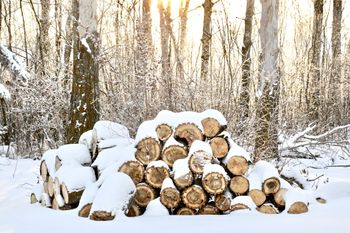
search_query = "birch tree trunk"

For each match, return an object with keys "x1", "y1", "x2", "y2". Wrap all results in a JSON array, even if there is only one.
[
  {"x1": 254, "y1": 0, "x2": 279, "y2": 162},
  {"x1": 239, "y1": 0, "x2": 254, "y2": 135},
  {"x1": 66, "y1": 0, "x2": 100, "y2": 143},
  {"x1": 200, "y1": 0, "x2": 213, "y2": 81}
]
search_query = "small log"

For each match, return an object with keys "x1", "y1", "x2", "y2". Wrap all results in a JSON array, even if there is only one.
[
  {"x1": 43, "y1": 181, "x2": 49, "y2": 194},
  {"x1": 48, "y1": 176, "x2": 54, "y2": 197},
  {"x1": 262, "y1": 177, "x2": 280, "y2": 195},
  {"x1": 40, "y1": 161, "x2": 49, "y2": 182},
  {"x1": 135, "y1": 138, "x2": 161, "y2": 165},
  {"x1": 215, "y1": 194, "x2": 231, "y2": 212},
  {"x1": 52, "y1": 196, "x2": 60, "y2": 210},
  {"x1": 287, "y1": 202, "x2": 308, "y2": 214},
  {"x1": 226, "y1": 156, "x2": 248, "y2": 176},
  {"x1": 30, "y1": 193, "x2": 38, "y2": 204},
  {"x1": 174, "y1": 123, "x2": 204, "y2": 145},
  {"x1": 202, "y1": 172, "x2": 227, "y2": 195},
  {"x1": 229, "y1": 176, "x2": 249, "y2": 195},
  {"x1": 55, "y1": 156, "x2": 62, "y2": 172},
  {"x1": 61, "y1": 183, "x2": 84, "y2": 205},
  {"x1": 256, "y1": 204, "x2": 278, "y2": 214},
  {"x1": 156, "y1": 123, "x2": 173, "y2": 141},
  {"x1": 118, "y1": 160, "x2": 145, "y2": 184},
  {"x1": 248, "y1": 189, "x2": 266, "y2": 207},
  {"x1": 198, "y1": 204, "x2": 219, "y2": 215},
  {"x1": 90, "y1": 211, "x2": 115, "y2": 221},
  {"x1": 189, "y1": 151, "x2": 212, "y2": 175},
  {"x1": 210, "y1": 137, "x2": 229, "y2": 159},
  {"x1": 173, "y1": 172, "x2": 194, "y2": 190},
  {"x1": 126, "y1": 202, "x2": 141, "y2": 217},
  {"x1": 201, "y1": 117, "x2": 225, "y2": 138},
  {"x1": 231, "y1": 203, "x2": 250, "y2": 212},
  {"x1": 182, "y1": 185, "x2": 207, "y2": 209},
  {"x1": 273, "y1": 188, "x2": 287, "y2": 208},
  {"x1": 176, "y1": 207, "x2": 195, "y2": 215},
  {"x1": 78, "y1": 203, "x2": 92, "y2": 217},
  {"x1": 134, "y1": 183, "x2": 156, "y2": 207},
  {"x1": 53, "y1": 177, "x2": 61, "y2": 197},
  {"x1": 145, "y1": 166, "x2": 170, "y2": 189},
  {"x1": 162, "y1": 145, "x2": 187, "y2": 167},
  {"x1": 160, "y1": 187, "x2": 181, "y2": 209}
]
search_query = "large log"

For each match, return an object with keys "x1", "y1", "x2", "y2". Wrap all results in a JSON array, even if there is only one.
[
  {"x1": 61, "y1": 183, "x2": 84, "y2": 205},
  {"x1": 226, "y1": 156, "x2": 248, "y2": 176},
  {"x1": 173, "y1": 172, "x2": 194, "y2": 190},
  {"x1": 126, "y1": 202, "x2": 141, "y2": 217},
  {"x1": 145, "y1": 163, "x2": 170, "y2": 189},
  {"x1": 182, "y1": 185, "x2": 207, "y2": 209},
  {"x1": 256, "y1": 204, "x2": 278, "y2": 214},
  {"x1": 287, "y1": 201, "x2": 308, "y2": 214},
  {"x1": 215, "y1": 194, "x2": 231, "y2": 212},
  {"x1": 189, "y1": 151, "x2": 212, "y2": 175},
  {"x1": 229, "y1": 176, "x2": 249, "y2": 195},
  {"x1": 135, "y1": 138, "x2": 161, "y2": 165},
  {"x1": 162, "y1": 145, "x2": 187, "y2": 167},
  {"x1": 209, "y1": 137, "x2": 229, "y2": 159},
  {"x1": 273, "y1": 188, "x2": 287, "y2": 208},
  {"x1": 201, "y1": 117, "x2": 225, "y2": 138},
  {"x1": 176, "y1": 207, "x2": 195, "y2": 215},
  {"x1": 248, "y1": 189, "x2": 266, "y2": 207},
  {"x1": 134, "y1": 183, "x2": 156, "y2": 207},
  {"x1": 78, "y1": 203, "x2": 92, "y2": 217},
  {"x1": 118, "y1": 160, "x2": 145, "y2": 184},
  {"x1": 202, "y1": 172, "x2": 227, "y2": 195},
  {"x1": 262, "y1": 177, "x2": 280, "y2": 195},
  {"x1": 174, "y1": 123, "x2": 204, "y2": 145},
  {"x1": 198, "y1": 204, "x2": 219, "y2": 215},
  {"x1": 160, "y1": 187, "x2": 181, "y2": 209},
  {"x1": 40, "y1": 161, "x2": 49, "y2": 182},
  {"x1": 156, "y1": 123, "x2": 173, "y2": 141}
]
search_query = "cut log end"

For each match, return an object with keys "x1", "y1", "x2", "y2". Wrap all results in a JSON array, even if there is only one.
[
  {"x1": 162, "y1": 145, "x2": 187, "y2": 167},
  {"x1": 287, "y1": 202, "x2": 308, "y2": 214},
  {"x1": 126, "y1": 202, "x2": 141, "y2": 217},
  {"x1": 201, "y1": 117, "x2": 225, "y2": 138},
  {"x1": 40, "y1": 161, "x2": 48, "y2": 182},
  {"x1": 256, "y1": 205, "x2": 279, "y2": 214},
  {"x1": 231, "y1": 203, "x2": 250, "y2": 212},
  {"x1": 273, "y1": 188, "x2": 287, "y2": 208},
  {"x1": 160, "y1": 187, "x2": 181, "y2": 209},
  {"x1": 210, "y1": 137, "x2": 229, "y2": 159},
  {"x1": 176, "y1": 207, "x2": 195, "y2": 215},
  {"x1": 61, "y1": 183, "x2": 84, "y2": 205},
  {"x1": 55, "y1": 156, "x2": 62, "y2": 172},
  {"x1": 78, "y1": 203, "x2": 92, "y2": 218},
  {"x1": 248, "y1": 189, "x2": 266, "y2": 207},
  {"x1": 156, "y1": 124, "x2": 173, "y2": 141},
  {"x1": 229, "y1": 176, "x2": 249, "y2": 195},
  {"x1": 174, "y1": 172, "x2": 194, "y2": 190},
  {"x1": 145, "y1": 166, "x2": 170, "y2": 189},
  {"x1": 226, "y1": 156, "x2": 248, "y2": 176},
  {"x1": 48, "y1": 176, "x2": 54, "y2": 197},
  {"x1": 30, "y1": 193, "x2": 38, "y2": 204},
  {"x1": 182, "y1": 186, "x2": 207, "y2": 209},
  {"x1": 215, "y1": 194, "x2": 231, "y2": 212},
  {"x1": 175, "y1": 123, "x2": 204, "y2": 145},
  {"x1": 134, "y1": 183, "x2": 156, "y2": 207},
  {"x1": 202, "y1": 172, "x2": 227, "y2": 195},
  {"x1": 90, "y1": 211, "x2": 115, "y2": 221},
  {"x1": 119, "y1": 160, "x2": 145, "y2": 184},
  {"x1": 135, "y1": 138, "x2": 161, "y2": 165},
  {"x1": 189, "y1": 151, "x2": 212, "y2": 175},
  {"x1": 198, "y1": 204, "x2": 219, "y2": 215},
  {"x1": 262, "y1": 177, "x2": 280, "y2": 195}
]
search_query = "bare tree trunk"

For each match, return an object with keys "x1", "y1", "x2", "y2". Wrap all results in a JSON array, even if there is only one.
[
  {"x1": 55, "y1": 0, "x2": 63, "y2": 75},
  {"x1": 177, "y1": 0, "x2": 190, "y2": 80},
  {"x1": 19, "y1": 0, "x2": 29, "y2": 66},
  {"x1": 254, "y1": 0, "x2": 279, "y2": 162},
  {"x1": 239, "y1": 0, "x2": 254, "y2": 135},
  {"x1": 200, "y1": 0, "x2": 213, "y2": 81},
  {"x1": 66, "y1": 0, "x2": 100, "y2": 143},
  {"x1": 39, "y1": 0, "x2": 51, "y2": 76},
  {"x1": 308, "y1": 0, "x2": 323, "y2": 122}
]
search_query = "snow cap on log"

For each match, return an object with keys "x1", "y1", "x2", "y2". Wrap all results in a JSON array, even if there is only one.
[
  {"x1": 31, "y1": 183, "x2": 43, "y2": 203},
  {"x1": 223, "y1": 138, "x2": 251, "y2": 164},
  {"x1": 203, "y1": 164, "x2": 228, "y2": 179},
  {"x1": 284, "y1": 188, "x2": 312, "y2": 210},
  {"x1": 173, "y1": 157, "x2": 190, "y2": 179},
  {"x1": 41, "y1": 149, "x2": 59, "y2": 176},
  {"x1": 90, "y1": 172, "x2": 136, "y2": 217},
  {"x1": 200, "y1": 109, "x2": 227, "y2": 126},
  {"x1": 147, "y1": 160, "x2": 170, "y2": 170},
  {"x1": 161, "y1": 177, "x2": 176, "y2": 191},
  {"x1": 98, "y1": 138, "x2": 134, "y2": 150},
  {"x1": 231, "y1": 196, "x2": 256, "y2": 210},
  {"x1": 163, "y1": 136, "x2": 185, "y2": 151},
  {"x1": 135, "y1": 120, "x2": 159, "y2": 144},
  {"x1": 189, "y1": 140, "x2": 213, "y2": 157},
  {"x1": 154, "y1": 110, "x2": 204, "y2": 131},
  {"x1": 79, "y1": 130, "x2": 93, "y2": 150},
  {"x1": 57, "y1": 144, "x2": 91, "y2": 165},
  {"x1": 93, "y1": 120, "x2": 130, "y2": 141},
  {"x1": 78, "y1": 183, "x2": 100, "y2": 211},
  {"x1": 143, "y1": 197, "x2": 169, "y2": 216}
]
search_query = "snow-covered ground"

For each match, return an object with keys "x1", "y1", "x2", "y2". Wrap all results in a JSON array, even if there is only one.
[{"x1": 1, "y1": 156, "x2": 350, "y2": 233}]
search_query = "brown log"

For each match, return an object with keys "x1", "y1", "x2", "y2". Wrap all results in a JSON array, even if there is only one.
[
  {"x1": 55, "y1": 156, "x2": 62, "y2": 171},
  {"x1": 52, "y1": 196, "x2": 60, "y2": 210},
  {"x1": 126, "y1": 202, "x2": 141, "y2": 217},
  {"x1": 273, "y1": 188, "x2": 287, "y2": 208},
  {"x1": 48, "y1": 176, "x2": 54, "y2": 197},
  {"x1": 160, "y1": 187, "x2": 181, "y2": 209},
  {"x1": 145, "y1": 166, "x2": 170, "y2": 189},
  {"x1": 176, "y1": 207, "x2": 195, "y2": 215},
  {"x1": 118, "y1": 160, "x2": 145, "y2": 184},
  {"x1": 201, "y1": 117, "x2": 225, "y2": 138},
  {"x1": 231, "y1": 203, "x2": 250, "y2": 212},
  {"x1": 51, "y1": 195, "x2": 73, "y2": 210},
  {"x1": 229, "y1": 176, "x2": 249, "y2": 195},
  {"x1": 40, "y1": 161, "x2": 49, "y2": 182},
  {"x1": 156, "y1": 123, "x2": 173, "y2": 141},
  {"x1": 135, "y1": 138, "x2": 161, "y2": 165},
  {"x1": 174, "y1": 123, "x2": 204, "y2": 145},
  {"x1": 173, "y1": 172, "x2": 194, "y2": 190},
  {"x1": 256, "y1": 204, "x2": 278, "y2": 214},
  {"x1": 226, "y1": 156, "x2": 248, "y2": 176},
  {"x1": 215, "y1": 194, "x2": 231, "y2": 212},
  {"x1": 182, "y1": 185, "x2": 207, "y2": 209},
  {"x1": 189, "y1": 151, "x2": 212, "y2": 175},
  {"x1": 262, "y1": 177, "x2": 280, "y2": 195},
  {"x1": 90, "y1": 211, "x2": 114, "y2": 221},
  {"x1": 210, "y1": 137, "x2": 229, "y2": 159},
  {"x1": 30, "y1": 193, "x2": 38, "y2": 204},
  {"x1": 79, "y1": 203, "x2": 92, "y2": 217},
  {"x1": 61, "y1": 183, "x2": 84, "y2": 205},
  {"x1": 202, "y1": 172, "x2": 227, "y2": 195},
  {"x1": 134, "y1": 183, "x2": 156, "y2": 207},
  {"x1": 248, "y1": 189, "x2": 266, "y2": 207},
  {"x1": 198, "y1": 204, "x2": 219, "y2": 215},
  {"x1": 162, "y1": 145, "x2": 187, "y2": 167},
  {"x1": 287, "y1": 202, "x2": 308, "y2": 214}
]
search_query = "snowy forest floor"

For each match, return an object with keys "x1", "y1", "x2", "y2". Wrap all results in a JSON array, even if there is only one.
[{"x1": 1, "y1": 155, "x2": 350, "y2": 233}]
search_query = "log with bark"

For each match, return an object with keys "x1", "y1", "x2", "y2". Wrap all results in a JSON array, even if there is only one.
[
  {"x1": 287, "y1": 201, "x2": 308, "y2": 214},
  {"x1": 162, "y1": 144, "x2": 187, "y2": 167},
  {"x1": 135, "y1": 138, "x2": 161, "y2": 165},
  {"x1": 175, "y1": 123, "x2": 204, "y2": 145},
  {"x1": 229, "y1": 176, "x2": 249, "y2": 195},
  {"x1": 126, "y1": 201, "x2": 141, "y2": 217},
  {"x1": 176, "y1": 207, "x2": 196, "y2": 215},
  {"x1": 61, "y1": 183, "x2": 84, "y2": 205},
  {"x1": 30, "y1": 193, "x2": 38, "y2": 204},
  {"x1": 134, "y1": 183, "x2": 156, "y2": 207},
  {"x1": 256, "y1": 204, "x2": 278, "y2": 214},
  {"x1": 160, "y1": 187, "x2": 181, "y2": 209},
  {"x1": 189, "y1": 151, "x2": 212, "y2": 175},
  {"x1": 198, "y1": 204, "x2": 219, "y2": 215},
  {"x1": 248, "y1": 189, "x2": 266, "y2": 207},
  {"x1": 262, "y1": 177, "x2": 280, "y2": 195},
  {"x1": 118, "y1": 160, "x2": 145, "y2": 184},
  {"x1": 48, "y1": 176, "x2": 55, "y2": 197},
  {"x1": 231, "y1": 203, "x2": 250, "y2": 212},
  {"x1": 215, "y1": 193, "x2": 231, "y2": 212},
  {"x1": 273, "y1": 188, "x2": 287, "y2": 209},
  {"x1": 226, "y1": 156, "x2": 249, "y2": 176},
  {"x1": 78, "y1": 203, "x2": 92, "y2": 217},
  {"x1": 209, "y1": 137, "x2": 229, "y2": 159},
  {"x1": 156, "y1": 123, "x2": 173, "y2": 141},
  {"x1": 182, "y1": 185, "x2": 207, "y2": 209},
  {"x1": 202, "y1": 171, "x2": 227, "y2": 195},
  {"x1": 40, "y1": 161, "x2": 49, "y2": 182},
  {"x1": 201, "y1": 117, "x2": 225, "y2": 138},
  {"x1": 145, "y1": 162, "x2": 170, "y2": 189}
]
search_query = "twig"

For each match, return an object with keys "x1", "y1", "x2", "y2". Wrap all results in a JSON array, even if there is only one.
[{"x1": 307, "y1": 174, "x2": 324, "y2": 182}]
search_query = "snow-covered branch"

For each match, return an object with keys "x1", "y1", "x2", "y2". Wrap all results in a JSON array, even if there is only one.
[
  {"x1": 304, "y1": 124, "x2": 350, "y2": 140},
  {"x1": 0, "y1": 45, "x2": 30, "y2": 82}
]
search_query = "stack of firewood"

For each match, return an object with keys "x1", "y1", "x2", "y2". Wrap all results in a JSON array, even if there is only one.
[{"x1": 31, "y1": 111, "x2": 319, "y2": 220}]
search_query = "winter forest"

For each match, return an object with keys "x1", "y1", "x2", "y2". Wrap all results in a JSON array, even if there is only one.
[{"x1": 0, "y1": 0, "x2": 350, "y2": 232}]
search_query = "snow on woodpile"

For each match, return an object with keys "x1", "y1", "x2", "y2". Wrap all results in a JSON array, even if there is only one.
[
  {"x1": 135, "y1": 120, "x2": 159, "y2": 144},
  {"x1": 231, "y1": 196, "x2": 256, "y2": 210},
  {"x1": 93, "y1": 120, "x2": 130, "y2": 141},
  {"x1": 189, "y1": 140, "x2": 212, "y2": 156},
  {"x1": 172, "y1": 157, "x2": 190, "y2": 179},
  {"x1": 143, "y1": 198, "x2": 169, "y2": 216},
  {"x1": 41, "y1": 149, "x2": 58, "y2": 176},
  {"x1": 203, "y1": 164, "x2": 228, "y2": 179},
  {"x1": 79, "y1": 130, "x2": 94, "y2": 149},
  {"x1": 57, "y1": 144, "x2": 91, "y2": 165},
  {"x1": 98, "y1": 138, "x2": 134, "y2": 150}
]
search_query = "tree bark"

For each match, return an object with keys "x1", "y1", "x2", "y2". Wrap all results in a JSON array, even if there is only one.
[
  {"x1": 200, "y1": 0, "x2": 213, "y2": 81},
  {"x1": 66, "y1": 0, "x2": 100, "y2": 143},
  {"x1": 177, "y1": 0, "x2": 190, "y2": 80},
  {"x1": 38, "y1": 0, "x2": 51, "y2": 76}
]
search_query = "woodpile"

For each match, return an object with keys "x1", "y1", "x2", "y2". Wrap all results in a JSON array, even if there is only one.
[{"x1": 31, "y1": 111, "x2": 320, "y2": 221}]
